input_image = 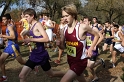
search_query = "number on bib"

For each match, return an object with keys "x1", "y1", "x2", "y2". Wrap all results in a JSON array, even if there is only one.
[
  {"x1": 66, "y1": 44, "x2": 76, "y2": 57},
  {"x1": 86, "y1": 36, "x2": 92, "y2": 46},
  {"x1": 106, "y1": 32, "x2": 110, "y2": 36}
]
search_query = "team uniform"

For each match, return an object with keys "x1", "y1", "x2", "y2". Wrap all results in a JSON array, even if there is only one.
[
  {"x1": 86, "y1": 27, "x2": 99, "y2": 61},
  {"x1": 104, "y1": 28, "x2": 113, "y2": 45},
  {"x1": 114, "y1": 31, "x2": 124, "y2": 53},
  {"x1": 21, "y1": 18, "x2": 30, "y2": 36},
  {"x1": 3, "y1": 24, "x2": 19, "y2": 58},
  {"x1": 64, "y1": 22, "x2": 87, "y2": 76},
  {"x1": 44, "y1": 20, "x2": 53, "y2": 41},
  {"x1": 92, "y1": 24, "x2": 102, "y2": 31},
  {"x1": 25, "y1": 22, "x2": 51, "y2": 71}
]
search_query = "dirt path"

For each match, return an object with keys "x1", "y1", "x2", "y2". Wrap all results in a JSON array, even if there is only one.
[{"x1": 0, "y1": 45, "x2": 124, "y2": 82}]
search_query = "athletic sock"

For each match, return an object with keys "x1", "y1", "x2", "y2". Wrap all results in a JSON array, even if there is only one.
[{"x1": 2, "y1": 76, "x2": 7, "y2": 78}]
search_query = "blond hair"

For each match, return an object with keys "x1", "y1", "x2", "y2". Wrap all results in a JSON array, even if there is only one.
[{"x1": 61, "y1": 4, "x2": 78, "y2": 20}]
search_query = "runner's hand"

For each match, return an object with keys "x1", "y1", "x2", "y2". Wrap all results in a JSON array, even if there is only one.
[
  {"x1": 87, "y1": 47, "x2": 93, "y2": 57},
  {"x1": 0, "y1": 34, "x2": 2, "y2": 38},
  {"x1": 56, "y1": 39, "x2": 61, "y2": 46},
  {"x1": 24, "y1": 38, "x2": 31, "y2": 44}
]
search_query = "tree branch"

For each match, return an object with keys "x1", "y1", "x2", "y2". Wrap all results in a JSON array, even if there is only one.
[
  {"x1": 1, "y1": 0, "x2": 12, "y2": 16},
  {"x1": 95, "y1": 2, "x2": 109, "y2": 12}
]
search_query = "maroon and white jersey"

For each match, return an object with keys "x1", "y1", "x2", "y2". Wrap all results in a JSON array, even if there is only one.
[{"x1": 64, "y1": 22, "x2": 87, "y2": 62}]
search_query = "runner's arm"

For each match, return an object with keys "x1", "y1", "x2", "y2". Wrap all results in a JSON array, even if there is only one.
[
  {"x1": 2, "y1": 25, "x2": 15, "y2": 39},
  {"x1": 30, "y1": 22, "x2": 49, "y2": 42}
]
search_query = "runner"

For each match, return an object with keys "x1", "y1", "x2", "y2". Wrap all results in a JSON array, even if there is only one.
[
  {"x1": 120, "y1": 24, "x2": 124, "y2": 46},
  {"x1": 0, "y1": 13, "x2": 26, "y2": 81},
  {"x1": 38, "y1": 13, "x2": 43, "y2": 23},
  {"x1": 83, "y1": 16, "x2": 105, "y2": 82},
  {"x1": 41, "y1": 13, "x2": 55, "y2": 48},
  {"x1": 41, "y1": 14, "x2": 54, "y2": 41},
  {"x1": 19, "y1": 12, "x2": 32, "y2": 52},
  {"x1": 111, "y1": 24, "x2": 124, "y2": 68},
  {"x1": 57, "y1": 4, "x2": 99, "y2": 82},
  {"x1": 19, "y1": 8, "x2": 65, "y2": 82},
  {"x1": 102, "y1": 21, "x2": 114, "y2": 54},
  {"x1": 54, "y1": 17, "x2": 67, "y2": 64},
  {"x1": 92, "y1": 17, "x2": 103, "y2": 31},
  {"x1": 19, "y1": 12, "x2": 30, "y2": 39}
]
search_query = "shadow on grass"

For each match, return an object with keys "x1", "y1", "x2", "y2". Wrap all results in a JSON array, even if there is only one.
[
  {"x1": 95, "y1": 60, "x2": 118, "y2": 82},
  {"x1": 116, "y1": 55, "x2": 124, "y2": 65}
]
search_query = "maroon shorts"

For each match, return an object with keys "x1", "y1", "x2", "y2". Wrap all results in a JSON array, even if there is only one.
[{"x1": 68, "y1": 58, "x2": 87, "y2": 76}]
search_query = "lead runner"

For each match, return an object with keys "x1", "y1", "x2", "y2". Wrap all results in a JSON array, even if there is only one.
[{"x1": 57, "y1": 4, "x2": 99, "y2": 82}]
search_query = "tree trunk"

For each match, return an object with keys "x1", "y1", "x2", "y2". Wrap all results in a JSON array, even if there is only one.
[{"x1": 1, "y1": 0, "x2": 12, "y2": 17}]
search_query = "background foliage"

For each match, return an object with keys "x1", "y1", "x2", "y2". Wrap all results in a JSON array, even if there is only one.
[{"x1": 0, "y1": 0, "x2": 124, "y2": 24}]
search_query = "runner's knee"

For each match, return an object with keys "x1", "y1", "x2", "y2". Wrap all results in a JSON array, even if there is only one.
[{"x1": 19, "y1": 73, "x2": 25, "y2": 79}]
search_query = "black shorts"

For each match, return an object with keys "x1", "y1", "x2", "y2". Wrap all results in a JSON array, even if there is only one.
[
  {"x1": 25, "y1": 59, "x2": 51, "y2": 71},
  {"x1": 89, "y1": 54, "x2": 98, "y2": 61},
  {"x1": 105, "y1": 38, "x2": 113, "y2": 45}
]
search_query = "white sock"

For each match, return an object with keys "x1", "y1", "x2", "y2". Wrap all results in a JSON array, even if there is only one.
[
  {"x1": 112, "y1": 63, "x2": 115, "y2": 67},
  {"x1": 2, "y1": 76, "x2": 7, "y2": 78}
]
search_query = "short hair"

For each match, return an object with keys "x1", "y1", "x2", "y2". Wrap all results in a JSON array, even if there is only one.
[
  {"x1": 83, "y1": 16, "x2": 92, "y2": 22},
  {"x1": 3, "y1": 13, "x2": 12, "y2": 20},
  {"x1": 92, "y1": 17, "x2": 98, "y2": 22},
  {"x1": 23, "y1": 8, "x2": 37, "y2": 19},
  {"x1": 43, "y1": 13, "x2": 49, "y2": 17},
  {"x1": 61, "y1": 4, "x2": 78, "y2": 20},
  {"x1": 105, "y1": 21, "x2": 111, "y2": 24},
  {"x1": 113, "y1": 24, "x2": 119, "y2": 28}
]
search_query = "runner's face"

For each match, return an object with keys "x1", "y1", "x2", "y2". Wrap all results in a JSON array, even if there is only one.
[
  {"x1": 24, "y1": 14, "x2": 33, "y2": 24},
  {"x1": 2, "y1": 17, "x2": 8, "y2": 25},
  {"x1": 114, "y1": 27, "x2": 118, "y2": 32},
  {"x1": 44, "y1": 16, "x2": 49, "y2": 20},
  {"x1": 83, "y1": 18, "x2": 90, "y2": 25},
  {"x1": 62, "y1": 10, "x2": 73, "y2": 26},
  {"x1": 92, "y1": 18, "x2": 97, "y2": 23},
  {"x1": 105, "y1": 23, "x2": 110, "y2": 28}
]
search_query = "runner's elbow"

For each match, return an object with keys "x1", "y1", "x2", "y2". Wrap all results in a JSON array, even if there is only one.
[{"x1": 45, "y1": 38, "x2": 49, "y2": 42}]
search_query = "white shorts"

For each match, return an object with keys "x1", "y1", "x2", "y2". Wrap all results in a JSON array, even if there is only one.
[
  {"x1": 114, "y1": 44, "x2": 124, "y2": 53},
  {"x1": 45, "y1": 29, "x2": 53, "y2": 41}
]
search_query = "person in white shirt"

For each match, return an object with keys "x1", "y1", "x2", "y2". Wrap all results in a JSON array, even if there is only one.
[{"x1": 112, "y1": 24, "x2": 124, "y2": 68}]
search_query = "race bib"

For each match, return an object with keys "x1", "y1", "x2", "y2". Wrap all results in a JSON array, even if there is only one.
[
  {"x1": 106, "y1": 32, "x2": 110, "y2": 36},
  {"x1": 66, "y1": 44, "x2": 76, "y2": 57},
  {"x1": 114, "y1": 37, "x2": 118, "y2": 40},
  {"x1": 86, "y1": 36, "x2": 92, "y2": 46}
]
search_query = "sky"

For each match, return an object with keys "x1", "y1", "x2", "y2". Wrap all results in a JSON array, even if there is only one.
[
  {"x1": 80, "y1": 0, "x2": 88, "y2": 6},
  {"x1": 0, "y1": 6, "x2": 4, "y2": 15}
]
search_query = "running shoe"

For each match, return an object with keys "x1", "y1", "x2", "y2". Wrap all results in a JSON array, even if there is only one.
[
  {"x1": 91, "y1": 77, "x2": 99, "y2": 82},
  {"x1": 54, "y1": 48, "x2": 58, "y2": 52},
  {"x1": 54, "y1": 59, "x2": 60, "y2": 64},
  {"x1": 0, "y1": 76, "x2": 8, "y2": 81},
  {"x1": 109, "y1": 63, "x2": 116, "y2": 68},
  {"x1": 112, "y1": 63, "x2": 115, "y2": 68},
  {"x1": 100, "y1": 58, "x2": 105, "y2": 68}
]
